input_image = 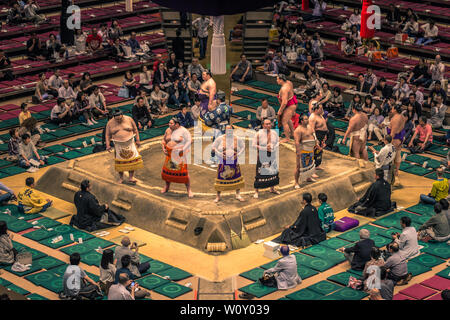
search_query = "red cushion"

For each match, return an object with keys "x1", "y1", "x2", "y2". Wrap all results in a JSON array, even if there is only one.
[
  {"x1": 393, "y1": 293, "x2": 415, "y2": 300},
  {"x1": 0, "y1": 104, "x2": 20, "y2": 111},
  {"x1": 399, "y1": 284, "x2": 437, "y2": 300},
  {"x1": 426, "y1": 293, "x2": 443, "y2": 301},
  {"x1": 420, "y1": 276, "x2": 450, "y2": 291}
]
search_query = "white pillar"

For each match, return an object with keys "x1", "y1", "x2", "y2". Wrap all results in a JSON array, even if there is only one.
[
  {"x1": 210, "y1": 15, "x2": 226, "y2": 75},
  {"x1": 125, "y1": 0, "x2": 133, "y2": 12}
]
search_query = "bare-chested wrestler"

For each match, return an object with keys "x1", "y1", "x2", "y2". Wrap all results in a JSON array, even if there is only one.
[
  {"x1": 277, "y1": 74, "x2": 298, "y2": 143},
  {"x1": 342, "y1": 104, "x2": 369, "y2": 160},
  {"x1": 105, "y1": 109, "x2": 143, "y2": 184},
  {"x1": 294, "y1": 114, "x2": 317, "y2": 187},
  {"x1": 387, "y1": 105, "x2": 408, "y2": 186},
  {"x1": 161, "y1": 117, "x2": 193, "y2": 197},
  {"x1": 309, "y1": 104, "x2": 328, "y2": 171},
  {"x1": 198, "y1": 70, "x2": 217, "y2": 117}
]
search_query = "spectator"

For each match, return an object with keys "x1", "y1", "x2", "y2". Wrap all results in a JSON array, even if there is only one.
[
  {"x1": 6, "y1": 3, "x2": 24, "y2": 25},
  {"x1": 408, "y1": 58, "x2": 429, "y2": 85},
  {"x1": 362, "y1": 95, "x2": 376, "y2": 115},
  {"x1": 23, "y1": 0, "x2": 46, "y2": 24},
  {"x1": 317, "y1": 82, "x2": 332, "y2": 109},
  {"x1": 172, "y1": 29, "x2": 185, "y2": 62},
  {"x1": 367, "y1": 107, "x2": 384, "y2": 141},
  {"x1": 176, "y1": 105, "x2": 194, "y2": 128},
  {"x1": 439, "y1": 198, "x2": 450, "y2": 224},
  {"x1": 18, "y1": 133, "x2": 46, "y2": 168},
  {"x1": 108, "y1": 19, "x2": 123, "y2": 43},
  {"x1": 132, "y1": 97, "x2": 153, "y2": 130},
  {"x1": 312, "y1": 0, "x2": 326, "y2": 19},
  {"x1": 58, "y1": 79, "x2": 76, "y2": 104},
  {"x1": 48, "y1": 69, "x2": 63, "y2": 93},
  {"x1": 33, "y1": 72, "x2": 51, "y2": 103},
  {"x1": 74, "y1": 28, "x2": 87, "y2": 53},
  {"x1": 364, "y1": 68, "x2": 377, "y2": 95},
  {"x1": 0, "y1": 181, "x2": 15, "y2": 205},
  {"x1": 429, "y1": 95, "x2": 447, "y2": 129},
  {"x1": 111, "y1": 38, "x2": 125, "y2": 62},
  {"x1": 192, "y1": 15, "x2": 211, "y2": 60},
  {"x1": 384, "y1": 242, "x2": 412, "y2": 285},
  {"x1": 420, "y1": 167, "x2": 449, "y2": 205},
  {"x1": 393, "y1": 77, "x2": 410, "y2": 101},
  {"x1": 86, "y1": 27, "x2": 103, "y2": 52},
  {"x1": 168, "y1": 78, "x2": 190, "y2": 107},
  {"x1": 18, "y1": 103, "x2": 40, "y2": 146},
  {"x1": 311, "y1": 33, "x2": 325, "y2": 60},
  {"x1": 97, "y1": 23, "x2": 109, "y2": 47},
  {"x1": 392, "y1": 216, "x2": 419, "y2": 260},
  {"x1": 172, "y1": 60, "x2": 187, "y2": 82},
  {"x1": 126, "y1": 32, "x2": 140, "y2": 54},
  {"x1": 74, "y1": 92, "x2": 96, "y2": 125},
  {"x1": 0, "y1": 221, "x2": 17, "y2": 265},
  {"x1": 80, "y1": 72, "x2": 94, "y2": 95},
  {"x1": 62, "y1": 253, "x2": 100, "y2": 300},
  {"x1": 230, "y1": 54, "x2": 252, "y2": 82},
  {"x1": 343, "y1": 38, "x2": 355, "y2": 56},
  {"x1": 50, "y1": 97, "x2": 72, "y2": 126},
  {"x1": 263, "y1": 55, "x2": 278, "y2": 75},
  {"x1": 17, "y1": 177, "x2": 52, "y2": 214},
  {"x1": 191, "y1": 97, "x2": 201, "y2": 122},
  {"x1": 89, "y1": 85, "x2": 108, "y2": 118},
  {"x1": 0, "y1": 49, "x2": 14, "y2": 81},
  {"x1": 325, "y1": 87, "x2": 344, "y2": 117},
  {"x1": 409, "y1": 84, "x2": 424, "y2": 106},
  {"x1": 123, "y1": 70, "x2": 138, "y2": 99},
  {"x1": 251, "y1": 99, "x2": 276, "y2": 129},
  {"x1": 350, "y1": 168, "x2": 393, "y2": 217},
  {"x1": 386, "y1": 4, "x2": 400, "y2": 27},
  {"x1": 362, "y1": 247, "x2": 385, "y2": 291},
  {"x1": 138, "y1": 65, "x2": 153, "y2": 94},
  {"x1": 425, "y1": 81, "x2": 446, "y2": 108},
  {"x1": 428, "y1": 55, "x2": 445, "y2": 88},
  {"x1": 108, "y1": 273, "x2": 135, "y2": 300},
  {"x1": 150, "y1": 84, "x2": 169, "y2": 114},
  {"x1": 45, "y1": 33, "x2": 62, "y2": 61},
  {"x1": 115, "y1": 237, "x2": 150, "y2": 279},
  {"x1": 99, "y1": 249, "x2": 116, "y2": 295},
  {"x1": 166, "y1": 52, "x2": 177, "y2": 74},
  {"x1": 406, "y1": 92, "x2": 422, "y2": 119},
  {"x1": 418, "y1": 202, "x2": 450, "y2": 242},
  {"x1": 378, "y1": 77, "x2": 393, "y2": 105},
  {"x1": 402, "y1": 16, "x2": 419, "y2": 39},
  {"x1": 340, "y1": 229, "x2": 375, "y2": 271},
  {"x1": 262, "y1": 245, "x2": 301, "y2": 290},
  {"x1": 152, "y1": 54, "x2": 164, "y2": 73},
  {"x1": 354, "y1": 73, "x2": 371, "y2": 93},
  {"x1": 153, "y1": 62, "x2": 172, "y2": 90},
  {"x1": 274, "y1": 193, "x2": 326, "y2": 246},
  {"x1": 317, "y1": 193, "x2": 334, "y2": 233},
  {"x1": 27, "y1": 32, "x2": 46, "y2": 60},
  {"x1": 349, "y1": 24, "x2": 362, "y2": 47},
  {"x1": 187, "y1": 58, "x2": 205, "y2": 80},
  {"x1": 7, "y1": 128, "x2": 20, "y2": 161},
  {"x1": 407, "y1": 116, "x2": 433, "y2": 154},
  {"x1": 416, "y1": 20, "x2": 439, "y2": 46},
  {"x1": 369, "y1": 267, "x2": 394, "y2": 300}
]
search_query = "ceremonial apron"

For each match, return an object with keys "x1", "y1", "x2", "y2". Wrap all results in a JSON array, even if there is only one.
[
  {"x1": 254, "y1": 131, "x2": 279, "y2": 189},
  {"x1": 214, "y1": 137, "x2": 245, "y2": 191},
  {"x1": 161, "y1": 146, "x2": 189, "y2": 184},
  {"x1": 298, "y1": 139, "x2": 316, "y2": 181},
  {"x1": 112, "y1": 135, "x2": 143, "y2": 172}
]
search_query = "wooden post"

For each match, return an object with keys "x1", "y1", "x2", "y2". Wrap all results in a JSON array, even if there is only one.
[{"x1": 125, "y1": 0, "x2": 133, "y2": 12}]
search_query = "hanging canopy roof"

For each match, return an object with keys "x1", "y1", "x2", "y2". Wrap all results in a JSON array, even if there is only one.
[{"x1": 153, "y1": 0, "x2": 279, "y2": 15}]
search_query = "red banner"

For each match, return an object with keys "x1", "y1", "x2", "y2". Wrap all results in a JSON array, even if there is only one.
[{"x1": 360, "y1": 0, "x2": 375, "y2": 39}]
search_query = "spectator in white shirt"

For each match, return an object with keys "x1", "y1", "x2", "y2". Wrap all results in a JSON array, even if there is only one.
[
  {"x1": 58, "y1": 80, "x2": 76, "y2": 107},
  {"x1": 416, "y1": 20, "x2": 439, "y2": 46},
  {"x1": 192, "y1": 15, "x2": 211, "y2": 60},
  {"x1": 429, "y1": 54, "x2": 445, "y2": 83},
  {"x1": 312, "y1": 0, "x2": 326, "y2": 19},
  {"x1": 393, "y1": 77, "x2": 410, "y2": 101},
  {"x1": 48, "y1": 69, "x2": 63, "y2": 93},
  {"x1": 89, "y1": 85, "x2": 108, "y2": 118}
]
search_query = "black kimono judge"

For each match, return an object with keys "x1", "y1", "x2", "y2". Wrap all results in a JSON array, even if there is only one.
[
  {"x1": 70, "y1": 180, "x2": 125, "y2": 231},
  {"x1": 349, "y1": 168, "x2": 395, "y2": 218},
  {"x1": 273, "y1": 193, "x2": 326, "y2": 247}
]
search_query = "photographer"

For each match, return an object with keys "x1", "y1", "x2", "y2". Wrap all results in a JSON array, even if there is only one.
[{"x1": 114, "y1": 236, "x2": 150, "y2": 279}]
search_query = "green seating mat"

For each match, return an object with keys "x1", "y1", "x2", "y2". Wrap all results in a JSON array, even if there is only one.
[
  {"x1": 234, "y1": 120, "x2": 252, "y2": 128},
  {"x1": 25, "y1": 271, "x2": 63, "y2": 293},
  {"x1": 292, "y1": 253, "x2": 336, "y2": 272},
  {"x1": 337, "y1": 230, "x2": 361, "y2": 242},
  {"x1": 372, "y1": 216, "x2": 401, "y2": 229},
  {"x1": 421, "y1": 241, "x2": 450, "y2": 259},
  {"x1": 327, "y1": 272, "x2": 354, "y2": 286},
  {"x1": 153, "y1": 116, "x2": 172, "y2": 127},
  {"x1": 4, "y1": 262, "x2": 43, "y2": 276},
  {"x1": 285, "y1": 288, "x2": 323, "y2": 300},
  {"x1": 436, "y1": 267, "x2": 450, "y2": 280},
  {"x1": 300, "y1": 245, "x2": 346, "y2": 264},
  {"x1": 40, "y1": 235, "x2": 74, "y2": 249},
  {"x1": 259, "y1": 259, "x2": 279, "y2": 270},
  {"x1": 153, "y1": 282, "x2": 192, "y2": 299},
  {"x1": 406, "y1": 203, "x2": 434, "y2": 216},
  {"x1": 47, "y1": 264, "x2": 69, "y2": 276},
  {"x1": 43, "y1": 145, "x2": 67, "y2": 154},
  {"x1": 0, "y1": 166, "x2": 27, "y2": 176},
  {"x1": 409, "y1": 254, "x2": 445, "y2": 268},
  {"x1": 7, "y1": 219, "x2": 33, "y2": 232},
  {"x1": 76, "y1": 147, "x2": 95, "y2": 155},
  {"x1": 297, "y1": 266, "x2": 319, "y2": 280},
  {"x1": 239, "y1": 282, "x2": 278, "y2": 298},
  {"x1": 407, "y1": 261, "x2": 432, "y2": 276},
  {"x1": 324, "y1": 287, "x2": 368, "y2": 300},
  {"x1": 239, "y1": 267, "x2": 265, "y2": 281},
  {"x1": 34, "y1": 255, "x2": 66, "y2": 270},
  {"x1": 0, "y1": 278, "x2": 12, "y2": 286},
  {"x1": 50, "y1": 129, "x2": 73, "y2": 138},
  {"x1": 371, "y1": 235, "x2": 393, "y2": 248},
  {"x1": 6, "y1": 284, "x2": 30, "y2": 295},
  {"x1": 424, "y1": 171, "x2": 450, "y2": 180},
  {"x1": 80, "y1": 251, "x2": 103, "y2": 266},
  {"x1": 155, "y1": 267, "x2": 192, "y2": 281},
  {"x1": 400, "y1": 164, "x2": 432, "y2": 176},
  {"x1": 427, "y1": 145, "x2": 448, "y2": 156},
  {"x1": 46, "y1": 156, "x2": 66, "y2": 165},
  {"x1": 233, "y1": 110, "x2": 256, "y2": 119},
  {"x1": 59, "y1": 150, "x2": 84, "y2": 160},
  {"x1": 306, "y1": 280, "x2": 343, "y2": 296},
  {"x1": 320, "y1": 237, "x2": 352, "y2": 250},
  {"x1": 27, "y1": 293, "x2": 49, "y2": 300},
  {"x1": 347, "y1": 268, "x2": 363, "y2": 278},
  {"x1": 144, "y1": 259, "x2": 172, "y2": 274},
  {"x1": 33, "y1": 217, "x2": 61, "y2": 228},
  {"x1": 376, "y1": 227, "x2": 402, "y2": 239},
  {"x1": 136, "y1": 274, "x2": 170, "y2": 290},
  {"x1": 23, "y1": 228, "x2": 58, "y2": 241},
  {"x1": 65, "y1": 124, "x2": 90, "y2": 134},
  {"x1": 353, "y1": 224, "x2": 385, "y2": 235}
]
